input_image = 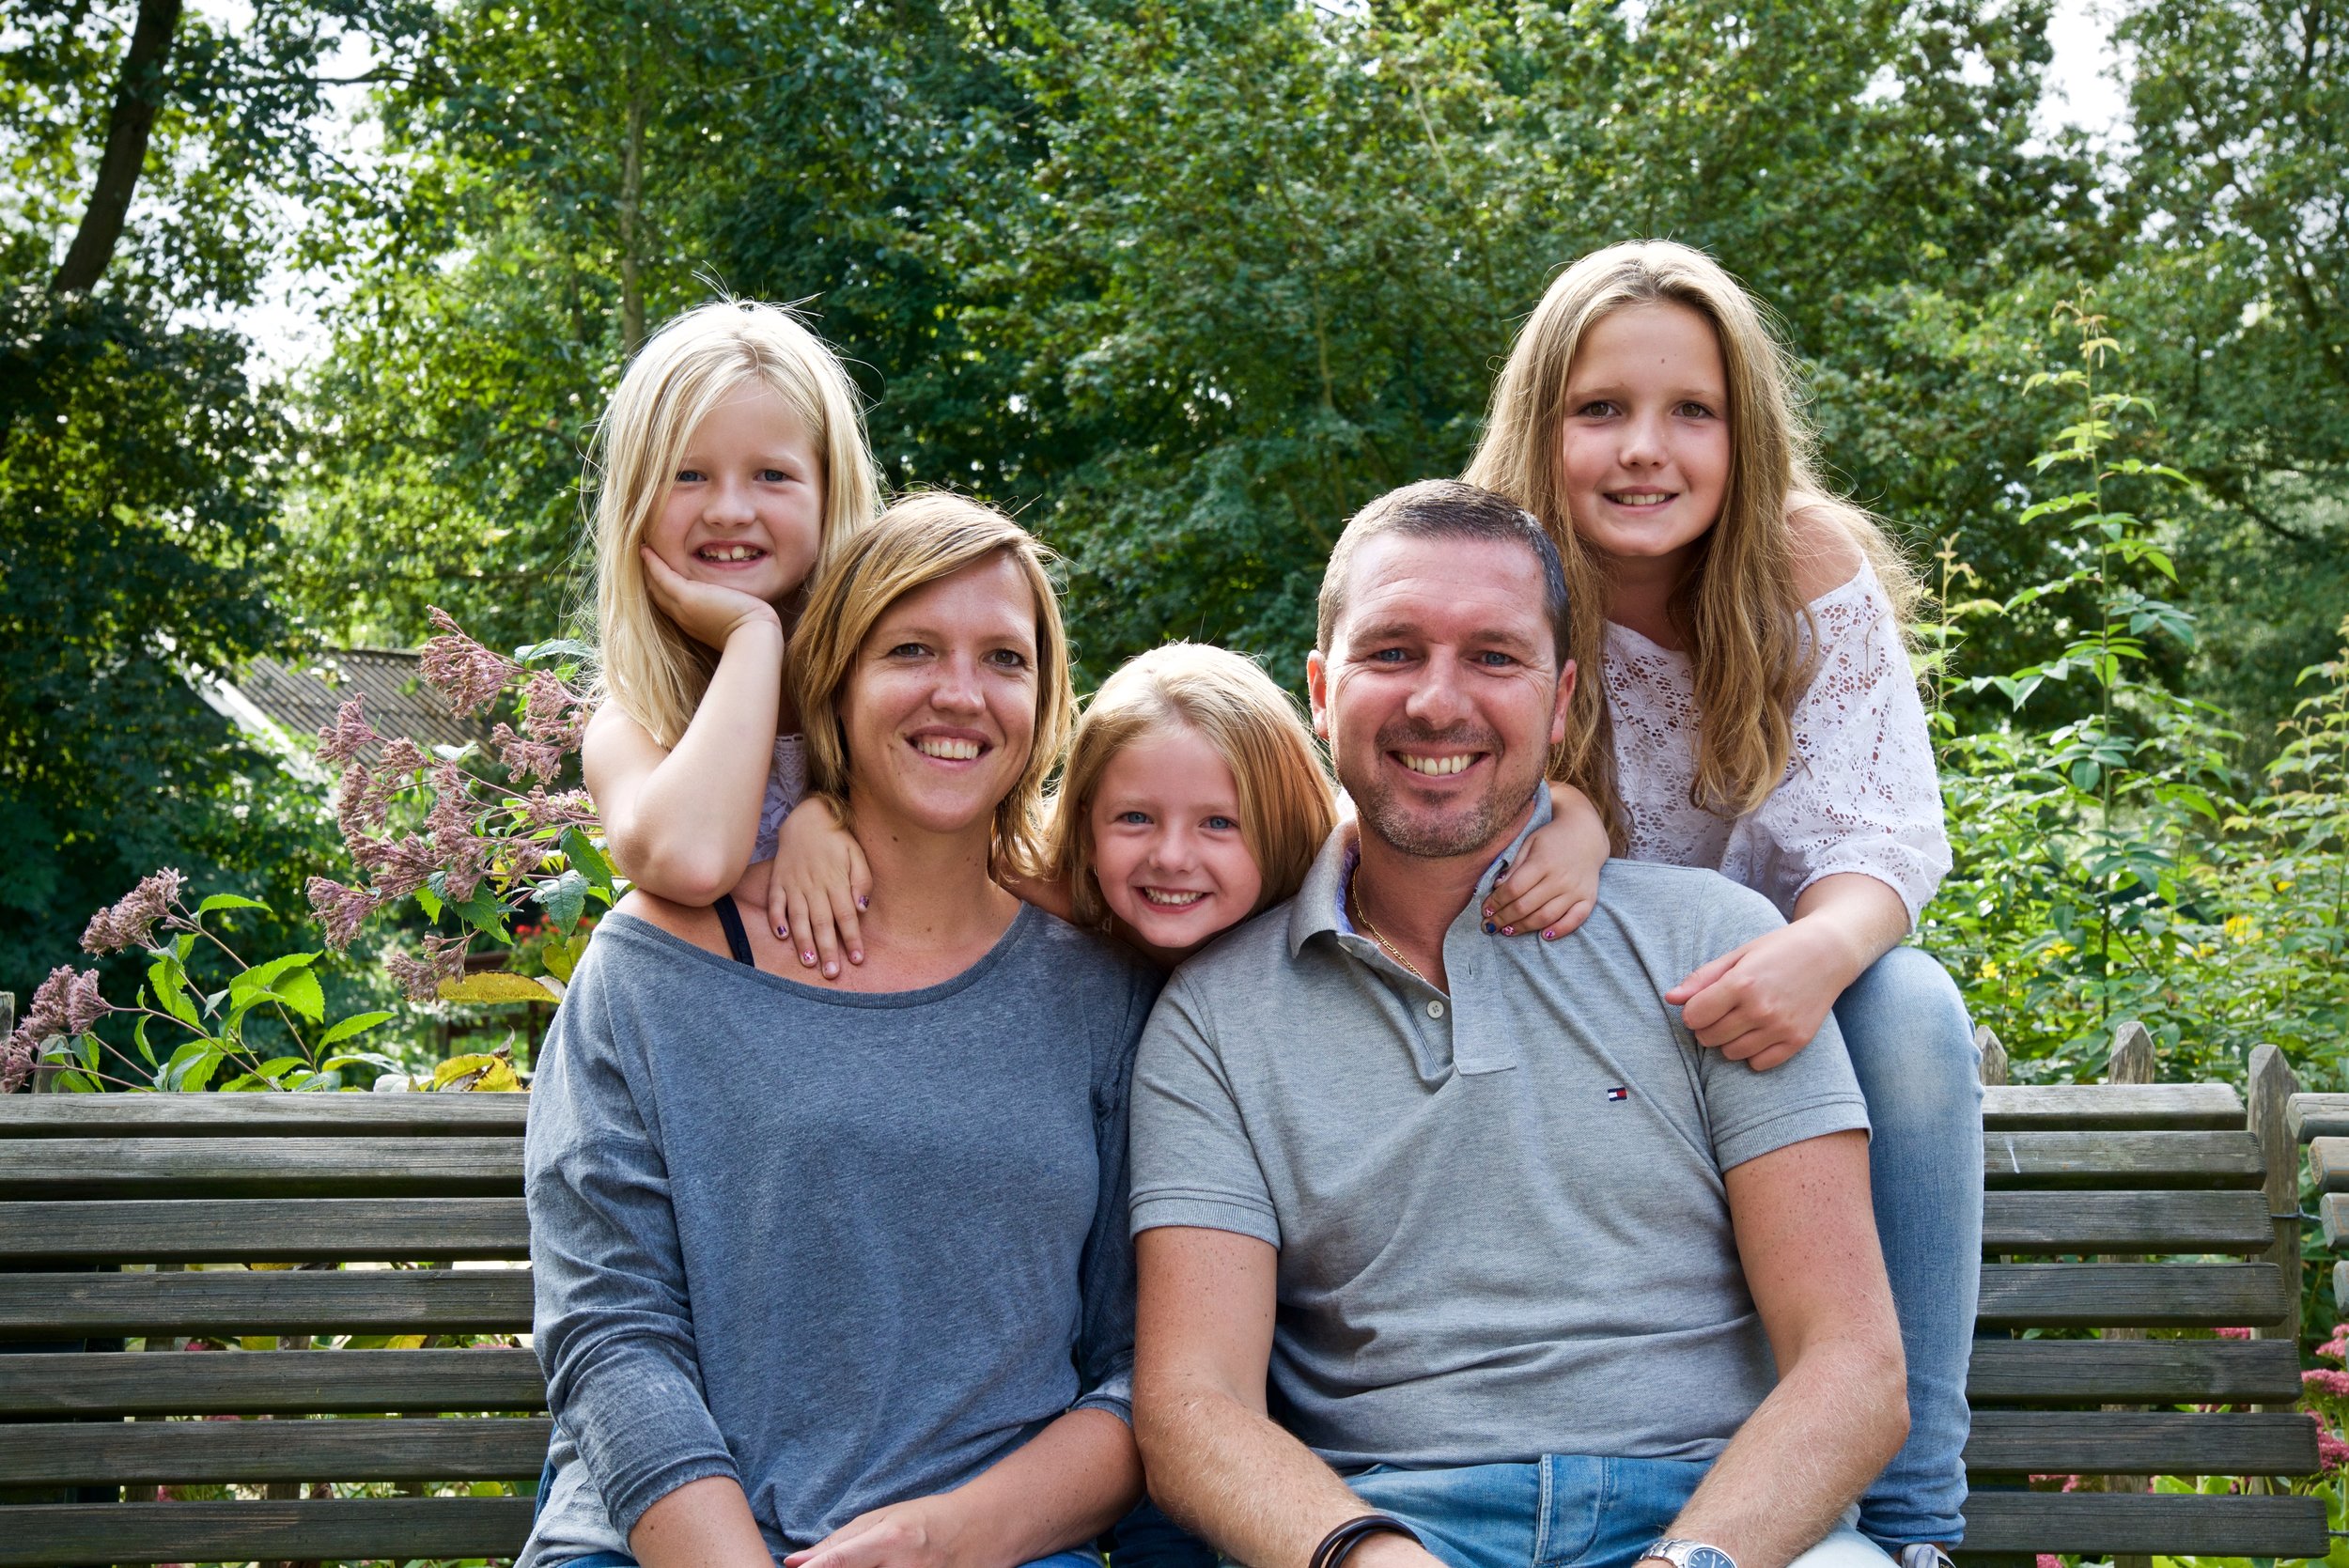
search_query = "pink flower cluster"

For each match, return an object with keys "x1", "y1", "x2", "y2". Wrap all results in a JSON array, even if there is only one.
[
  {"x1": 3, "y1": 965, "x2": 115, "y2": 1089},
  {"x1": 307, "y1": 611, "x2": 598, "y2": 993},
  {"x1": 80, "y1": 868, "x2": 190, "y2": 955}
]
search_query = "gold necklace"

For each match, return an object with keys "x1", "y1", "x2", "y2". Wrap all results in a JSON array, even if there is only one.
[{"x1": 1350, "y1": 871, "x2": 1432, "y2": 987}]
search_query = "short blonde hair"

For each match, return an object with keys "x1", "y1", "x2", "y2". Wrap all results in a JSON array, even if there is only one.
[
  {"x1": 1045, "y1": 643, "x2": 1335, "y2": 930},
  {"x1": 590, "y1": 300, "x2": 882, "y2": 748},
  {"x1": 789, "y1": 492, "x2": 1073, "y2": 875},
  {"x1": 1464, "y1": 240, "x2": 1917, "y2": 833}
]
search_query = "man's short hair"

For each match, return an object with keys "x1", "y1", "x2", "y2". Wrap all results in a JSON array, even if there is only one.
[{"x1": 1315, "y1": 479, "x2": 1572, "y2": 667}]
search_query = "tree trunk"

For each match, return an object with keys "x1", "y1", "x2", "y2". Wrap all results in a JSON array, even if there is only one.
[{"x1": 51, "y1": 0, "x2": 184, "y2": 295}]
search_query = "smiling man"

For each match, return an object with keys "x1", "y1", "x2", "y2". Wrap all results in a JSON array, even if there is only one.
[{"x1": 1127, "y1": 479, "x2": 1910, "y2": 1568}]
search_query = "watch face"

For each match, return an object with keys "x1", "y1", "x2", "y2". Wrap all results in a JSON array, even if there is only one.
[{"x1": 1685, "y1": 1548, "x2": 1736, "y2": 1568}]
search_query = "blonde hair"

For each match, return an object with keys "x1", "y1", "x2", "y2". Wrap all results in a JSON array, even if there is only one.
[
  {"x1": 1464, "y1": 240, "x2": 1918, "y2": 836},
  {"x1": 788, "y1": 492, "x2": 1073, "y2": 875},
  {"x1": 589, "y1": 299, "x2": 882, "y2": 748},
  {"x1": 1045, "y1": 644, "x2": 1336, "y2": 931}
]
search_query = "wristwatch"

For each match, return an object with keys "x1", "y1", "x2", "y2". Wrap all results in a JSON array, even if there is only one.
[{"x1": 1641, "y1": 1539, "x2": 1738, "y2": 1568}]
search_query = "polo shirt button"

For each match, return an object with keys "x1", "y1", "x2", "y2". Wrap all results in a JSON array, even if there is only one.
[{"x1": 1427, "y1": 1000, "x2": 1446, "y2": 1019}]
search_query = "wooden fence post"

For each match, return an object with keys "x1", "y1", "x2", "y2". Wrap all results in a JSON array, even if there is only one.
[
  {"x1": 2105, "y1": 1021, "x2": 2155, "y2": 1568},
  {"x1": 2248, "y1": 1044, "x2": 2304, "y2": 1379},
  {"x1": 1976, "y1": 1024, "x2": 2008, "y2": 1087}
]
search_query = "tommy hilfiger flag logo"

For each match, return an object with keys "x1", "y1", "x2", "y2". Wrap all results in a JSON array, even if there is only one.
[{"x1": 1605, "y1": 1086, "x2": 1630, "y2": 1102}]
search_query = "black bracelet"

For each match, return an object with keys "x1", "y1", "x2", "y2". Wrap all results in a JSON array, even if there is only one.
[{"x1": 1309, "y1": 1514, "x2": 1423, "y2": 1568}]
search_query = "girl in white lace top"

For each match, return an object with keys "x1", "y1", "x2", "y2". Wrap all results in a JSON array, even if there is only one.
[{"x1": 1467, "y1": 241, "x2": 1979, "y2": 1562}]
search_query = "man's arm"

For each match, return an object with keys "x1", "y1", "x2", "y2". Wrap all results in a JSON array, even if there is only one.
[
  {"x1": 1644, "y1": 1129, "x2": 1908, "y2": 1568},
  {"x1": 1133, "y1": 1227, "x2": 1446, "y2": 1568}
]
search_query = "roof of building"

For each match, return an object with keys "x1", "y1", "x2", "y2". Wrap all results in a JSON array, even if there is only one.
[{"x1": 212, "y1": 649, "x2": 493, "y2": 756}]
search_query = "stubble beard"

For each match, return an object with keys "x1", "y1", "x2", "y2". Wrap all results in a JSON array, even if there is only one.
[{"x1": 1345, "y1": 725, "x2": 1535, "y2": 862}]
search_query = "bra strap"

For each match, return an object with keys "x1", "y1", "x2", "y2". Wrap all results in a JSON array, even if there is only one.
[{"x1": 709, "y1": 894, "x2": 757, "y2": 967}]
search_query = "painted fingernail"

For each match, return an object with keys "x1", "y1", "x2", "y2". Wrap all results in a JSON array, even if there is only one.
[
  {"x1": 823, "y1": 961, "x2": 837, "y2": 978},
  {"x1": 1501, "y1": 925, "x2": 1515, "y2": 936},
  {"x1": 849, "y1": 951, "x2": 863, "y2": 964},
  {"x1": 1543, "y1": 928, "x2": 1557, "y2": 940},
  {"x1": 856, "y1": 895, "x2": 869, "y2": 910},
  {"x1": 776, "y1": 925, "x2": 788, "y2": 939},
  {"x1": 801, "y1": 951, "x2": 816, "y2": 965},
  {"x1": 1483, "y1": 922, "x2": 1497, "y2": 935}
]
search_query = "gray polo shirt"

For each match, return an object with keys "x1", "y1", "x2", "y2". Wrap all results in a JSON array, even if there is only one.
[{"x1": 1128, "y1": 796, "x2": 1871, "y2": 1470}]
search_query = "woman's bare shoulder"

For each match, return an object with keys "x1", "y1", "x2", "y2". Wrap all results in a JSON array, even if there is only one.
[{"x1": 1785, "y1": 492, "x2": 1869, "y2": 601}]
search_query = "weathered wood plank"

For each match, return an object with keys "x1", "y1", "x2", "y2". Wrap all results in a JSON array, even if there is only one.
[
  {"x1": 0, "y1": 1094, "x2": 529, "y2": 1138},
  {"x1": 0, "y1": 1497, "x2": 534, "y2": 1567},
  {"x1": 1965, "y1": 1410, "x2": 2317, "y2": 1475},
  {"x1": 1982, "y1": 1131, "x2": 2264, "y2": 1188},
  {"x1": 2288, "y1": 1091, "x2": 2349, "y2": 1143},
  {"x1": 1965, "y1": 1338, "x2": 2305, "y2": 1405},
  {"x1": 0, "y1": 1348, "x2": 546, "y2": 1416},
  {"x1": 0, "y1": 1137, "x2": 522, "y2": 1198},
  {"x1": 1982, "y1": 1190, "x2": 2275, "y2": 1254},
  {"x1": 0, "y1": 1414, "x2": 551, "y2": 1484},
  {"x1": 0, "y1": 1269, "x2": 535, "y2": 1338},
  {"x1": 1984, "y1": 1083, "x2": 2243, "y2": 1131},
  {"x1": 2309, "y1": 1136, "x2": 2349, "y2": 1194},
  {"x1": 0, "y1": 1198, "x2": 529, "y2": 1263},
  {"x1": 1977, "y1": 1265, "x2": 2290, "y2": 1328},
  {"x1": 1955, "y1": 1491, "x2": 2329, "y2": 1557}
]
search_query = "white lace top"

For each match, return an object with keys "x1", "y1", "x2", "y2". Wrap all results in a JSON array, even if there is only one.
[
  {"x1": 1602, "y1": 564, "x2": 1950, "y2": 924},
  {"x1": 750, "y1": 733, "x2": 810, "y2": 863}
]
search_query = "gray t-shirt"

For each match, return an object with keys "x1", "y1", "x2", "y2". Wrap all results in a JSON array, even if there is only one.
[
  {"x1": 1129, "y1": 800, "x2": 1871, "y2": 1472},
  {"x1": 523, "y1": 904, "x2": 1158, "y2": 1565}
]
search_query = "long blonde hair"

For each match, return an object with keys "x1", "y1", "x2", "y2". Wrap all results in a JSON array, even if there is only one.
[
  {"x1": 1045, "y1": 643, "x2": 1335, "y2": 931},
  {"x1": 789, "y1": 492, "x2": 1074, "y2": 876},
  {"x1": 1464, "y1": 240, "x2": 1917, "y2": 837},
  {"x1": 589, "y1": 299, "x2": 881, "y2": 747}
]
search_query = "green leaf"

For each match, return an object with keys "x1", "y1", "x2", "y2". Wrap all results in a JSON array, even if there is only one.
[
  {"x1": 438, "y1": 971, "x2": 563, "y2": 1004},
  {"x1": 415, "y1": 885, "x2": 443, "y2": 922},
  {"x1": 533, "y1": 869, "x2": 590, "y2": 932},
  {"x1": 562, "y1": 828, "x2": 617, "y2": 894},
  {"x1": 320, "y1": 1011, "x2": 397, "y2": 1048},
  {"x1": 149, "y1": 955, "x2": 199, "y2": 1028},
  {"x1": 270, "y1": 968, "x2": 327, "y2": 1023},
  {"x1": 229, "y1": 952, "x2": 320, "y2": 1003},
  {"x1": 195, "y1": 893, "x2": 271, "y2": 918},
  {"x1": 541, "y1": 934, "x2": 576, "y2": 983}
]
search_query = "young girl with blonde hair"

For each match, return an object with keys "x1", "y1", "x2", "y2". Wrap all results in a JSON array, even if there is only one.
[
  {"x1": 1040, "y1": 642, "x2": 1335, "y2": 968},
  {"x1": 1467, "y1": 239, "x2": 1977, "y2": 1563},
  {"x1": 580, "y1": 298, "x2": 881, "y2": 908}
]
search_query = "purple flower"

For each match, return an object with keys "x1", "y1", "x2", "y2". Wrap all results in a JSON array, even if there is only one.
[
  {"x1": 490, "y1": 722, "x2": 566, "y2": 784},
  {"x1": 80, "y1": 870, "x2": 188, "y2": 955},
  {"x1": 378, "y1": 737, "x2": 428, "y2": 775},
  {"x1": 386, "y1": 933, "x2": 469, "y2": 1002},
  {"x1": 316, "y1": 698, "x2": 381, "y2": 766},
  {"x1": 0, "y1": 1035, "x2": 31, "y2": 1094},
  {"x1": 520, "y1": 671, "x2": 589, "y2": 750},
  {"x1": 366, "y1": 834, "x2": 438, "y2": 901},
  {"x1": 335, "y1": 762, "x2": 389, "y2": 847},
  {"x1": 521, "y1": 787, "x2": 598, "y2": 831},
  {"x1": 419, "y1": 609, "x2": 518, "y2": 719},
  {"x1": 19, "y1": 965, "x2": 112, "y2": 1046},
  {"x1": 305, "y1": 877, "x2": 381, "y2": 952}
]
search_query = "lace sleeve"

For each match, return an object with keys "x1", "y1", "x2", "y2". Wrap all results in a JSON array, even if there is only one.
[{"x1": 1731, "y1": 570, "x2": 1952, "y2": 926}]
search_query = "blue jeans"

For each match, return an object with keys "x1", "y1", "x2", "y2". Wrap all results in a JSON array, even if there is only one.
[
  {"x1": 1339, "y1": 1455, "x2": 1891, "y2": 1568},
  {"x1": 1833, "y1": 945, "x2": 1982, "y2": 1548},
  {"x1": 533, "y1": 1455, "x2": 1108, "y2": 1568}
]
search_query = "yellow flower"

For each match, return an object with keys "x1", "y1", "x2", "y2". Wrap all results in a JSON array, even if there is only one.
[
  {"x1": 2224, "y1": 914, "x2": 2260, "y2": 943},
  {"x1": 1978, "y1": 957, "x2": 2001, "y2": 980}
]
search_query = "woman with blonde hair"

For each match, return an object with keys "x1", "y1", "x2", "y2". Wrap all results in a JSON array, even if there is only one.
[
  {"x1": 1466, "y1": 240, "x2": 1979, "y2": 1563},
  {"x1": 581, "y1": 297, "x2": 881, "y2": 912},
  {"x1": 525, "y1": 494, "x2": 1157, "y2": 1568}
]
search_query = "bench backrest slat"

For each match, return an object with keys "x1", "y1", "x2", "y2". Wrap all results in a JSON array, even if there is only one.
[
  {"x1": 0, "y1": 1197, "x2": 529, "y2": 1263},
  {"x1": 0, "y1": 1269, "x2": 535, "y2": 1338},
  {"x1": 0, "y1": 1414, "x2": 552, "y2": 1486},
  {"x1": 0, "y1": 1346, "x2": 547, "y2": 1416}
]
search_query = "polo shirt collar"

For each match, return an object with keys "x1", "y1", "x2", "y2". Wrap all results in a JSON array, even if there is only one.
[{"x1": 1286, "y1": 790, "x2": 1555, "y2": 960}]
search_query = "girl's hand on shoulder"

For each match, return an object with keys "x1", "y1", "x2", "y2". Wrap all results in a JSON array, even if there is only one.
[
  {"x1": 782, "y1": 1494, "x2": 970, "y2": 1568},
  {"x1": 1666, "y1": 921, "x2": 1843, "y2": 1072},
  {"x1": 768, "y1": 798, "x2": 873, "y2": 979},
  {"x1": 641, "y1": 547, "x2": 785, "y2": 651},
  {"x1": 1485, "y1": 782, "x2": 1608, "y2": 940}
]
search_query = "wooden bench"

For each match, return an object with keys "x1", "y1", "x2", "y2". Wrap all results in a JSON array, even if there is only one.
[
  {"x1": 0, "y1": 1033, "x2": 2331, "y2": 1566},
  {"x1": 0, "y1": 1093, "x2": 542, "y2": 1566}
]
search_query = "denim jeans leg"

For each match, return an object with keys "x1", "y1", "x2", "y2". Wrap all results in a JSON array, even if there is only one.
[
  {"x1": 1346, "y1": 1461, "x2": 1545, "y2": 1568},
  {"x1": 1832, "y1": 944, "x2": 1982, "y2": 1547}
]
